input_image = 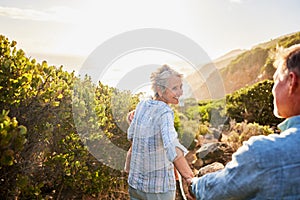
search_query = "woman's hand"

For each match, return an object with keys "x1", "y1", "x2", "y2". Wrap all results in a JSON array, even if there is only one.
[{"x1": 126, "y1": 110, "x2": 135, "y2": 124}]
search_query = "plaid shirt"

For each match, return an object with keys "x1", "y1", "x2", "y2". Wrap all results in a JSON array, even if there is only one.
[{"x1": 127, "y1": 99, "x2": 187, "y2": 193}]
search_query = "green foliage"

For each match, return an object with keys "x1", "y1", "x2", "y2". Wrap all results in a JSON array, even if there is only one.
[
  {"x1": 73, "y1": 78, "x2": 139, "y2": 170},
  {"x1": 198, "y1": 99, "x2": 227, "y2": 127},
  {"x1": 197, "y1": 122, "x2": 211, "y2": 136},
  {"x1": 173, "y1": 107, "x2": 182, "y2": 132},
  {"x1": 176, "y1": 112, "x2": 198, "y2": 150},
  {"x1": 178, "y1": 98, "x2": 227, "y2": 129},
  {"x1": 175, "y1": 98, "x2": 227, "y2": 149},
  {"x1": 277, "y1": 32, "x2": 300, "y2": 48},
  {"x1": 175, "y1": 99, "x2": 200, "y2": 149},
  {"x1": 0, "y1": 110, "x2": 26, "y2": 167},
  {"x1": 46, "y1": 132, "x2": 124, "y2": 197},
  {"x1": 0, "y1": 35, "x2": 37, "y2": 106},
  {"x1": 0, "y1": 35, "x2": 134, "y2": 199},
  {"x1": 226, "y1": 79, "x2": 283, "y2": 125}
]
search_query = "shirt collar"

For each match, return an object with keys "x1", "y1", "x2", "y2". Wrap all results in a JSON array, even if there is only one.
[{"x1": 278, "y1": 115, "x2": 300, "y2": 131}]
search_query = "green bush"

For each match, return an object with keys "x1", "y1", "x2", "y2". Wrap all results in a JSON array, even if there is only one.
[
  {"x1": 226, "y1": 80, "x2": 283, "y2": 126},
  {"x1": 0, "y1": 110, "x2": 26, "y2": 167},
  {"x1": 198, "y1": 99, "x2": 227, "y2": 127},
  {"x1": 0, "y1": 35, "x2": 135, "y2": 199}
]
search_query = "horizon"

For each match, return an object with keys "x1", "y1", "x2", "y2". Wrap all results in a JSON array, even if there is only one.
[{"x1": 2, "y1": 30, "x2": 299, "y2": 99}]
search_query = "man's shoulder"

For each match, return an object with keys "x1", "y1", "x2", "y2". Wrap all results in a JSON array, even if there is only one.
[
  {"x1": 247, "y1": 134, "x2": 276, "y2": 146},
  {"x1": 247, "y1": 128, "x2": 300, "y2": 148},
  {"x1": 245, "y1": 132, "x2": 300, "y2": 168},
  {"x1": 245, "y1": 134, "x2": 286, "y2": 152},
  {"x1": 237, "y1": 134, "x2": 282, "y2": 161}
]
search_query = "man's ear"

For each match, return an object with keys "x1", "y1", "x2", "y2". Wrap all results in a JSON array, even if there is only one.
[{"x1": 289, "y1": 71, "x2": 299, "y2": 94}]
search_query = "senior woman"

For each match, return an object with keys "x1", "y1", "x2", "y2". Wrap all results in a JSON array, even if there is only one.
[{"x1": 127, "y1": 65, "x2": 194, "y2": 200}]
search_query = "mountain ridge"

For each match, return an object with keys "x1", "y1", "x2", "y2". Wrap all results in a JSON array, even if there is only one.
[{"x1": 186, "y1": 31, "x2": 300, "y2": 100}]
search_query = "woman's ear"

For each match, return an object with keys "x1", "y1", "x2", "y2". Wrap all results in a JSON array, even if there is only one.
[{"x1": 156, "y1": 86, "x2": 163, "y2": 97}]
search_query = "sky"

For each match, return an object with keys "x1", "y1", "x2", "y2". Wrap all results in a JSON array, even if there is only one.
[{"x1": 0, "y1": 0, "x2": 300, "y2": 93}]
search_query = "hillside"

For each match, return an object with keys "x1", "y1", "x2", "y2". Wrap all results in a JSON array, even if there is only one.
[
  {"x1": 186, "y1": 31, "x2": 300, "y2": 100},
  {"x1": 185, "y1": 49, "x2": 246, "y2": 99},
  {"x1": 213, "y1": 49, "x2": 246, "y2": 69}
]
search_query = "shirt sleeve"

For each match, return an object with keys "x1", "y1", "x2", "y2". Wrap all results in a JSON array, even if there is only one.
[
  {"x1": 191, "y1": 140, "x2": 260, "y2": 200},
  {"x1": 160, "y1": 111, "x2": 187, "y2": 162},
  {"x1": 127, "y1": 118, "x2": 134, "y2": 141}
]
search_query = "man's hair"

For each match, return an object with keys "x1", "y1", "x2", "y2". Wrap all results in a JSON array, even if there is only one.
[
  {"x1": 273, "y1": 44, "x2": 300, "y2": 78},
  {"x1": 287, "y1": 48, "x2": 300, "y2": 76}
]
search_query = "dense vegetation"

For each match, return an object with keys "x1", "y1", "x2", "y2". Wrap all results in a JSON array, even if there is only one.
[
  {"x1": 0, "y1": 35, "x2": 139, "y2": 199},
  {"x1": 0, "y1": 32, "x2": 298, "y2": 199}
]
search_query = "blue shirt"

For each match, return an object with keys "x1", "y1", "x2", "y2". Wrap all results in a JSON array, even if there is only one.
[
  {"x1": 127, "y1": 99, "x2": 187, "y2": 193},
  {"x1": 191, "y1": 115, "x2": 300, "y2": 200}
]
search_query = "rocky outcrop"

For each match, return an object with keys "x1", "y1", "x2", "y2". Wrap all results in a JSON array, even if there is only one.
[
  {"x1": 195, "y1": 142, "x2": 234, "y2": 167},
  {"x1": 197, "y1": 162, "x2": 225, "y2": 177},
  {"x1": 187, "y1": 139, "x2": 235, "y2": 177}
]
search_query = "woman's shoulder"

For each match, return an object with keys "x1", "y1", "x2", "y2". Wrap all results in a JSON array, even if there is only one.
[
  {"x1": 150, "y1": 99, "x2": 172, "y2": 111},
  {"x1": 137, "y1": 99, "x2": 173, "y2": 114}
]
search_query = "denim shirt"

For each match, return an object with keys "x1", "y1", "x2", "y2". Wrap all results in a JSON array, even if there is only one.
[{"x1": 191, "y1": 115, "x2": 300, "y2": 200}]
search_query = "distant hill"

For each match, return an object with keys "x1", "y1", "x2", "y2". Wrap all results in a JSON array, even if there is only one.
[
  {"x1": 184, "y1": 49, "x2": 246, "y2": 100},
  {"x1": 213, "y1": 49, "x2": 246, "y2": 69},
  {"x1": 186, "y1": 31, "x2": 300, "y2": 100}
]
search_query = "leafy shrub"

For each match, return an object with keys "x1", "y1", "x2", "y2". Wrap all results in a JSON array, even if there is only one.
[
  {"x1": 198, "y1": 99, "x2": 227, "y2": 127},
  {"x1": 226, "y1": 79, "x2": 283, "y2": 126},
  {"x1": 0, "y1": 35, "x2": 136, "y2": 199},
  {"x1": 0, "y1": 110, "x2": 26, "y2": 167},
  {"x1": 225, "y1": 120, "x2": 274, "y2": 151}
]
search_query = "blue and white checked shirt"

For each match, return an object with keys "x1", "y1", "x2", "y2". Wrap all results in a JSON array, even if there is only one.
[
  {"x1": 192, "y1": 115, "x2": 300, "y2": 199},
  {"x1": 127, "y1": 99, "x2": 187, "y2": 193}
]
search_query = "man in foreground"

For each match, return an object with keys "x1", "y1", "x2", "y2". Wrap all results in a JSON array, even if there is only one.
[{"x1": 190, "y1": 44, "x2": 300, "y2": 199}]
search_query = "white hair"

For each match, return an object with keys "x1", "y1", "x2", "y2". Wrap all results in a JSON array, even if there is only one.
[{"x1": 273, "y1": 43, "x2": 300, "y2": 79}]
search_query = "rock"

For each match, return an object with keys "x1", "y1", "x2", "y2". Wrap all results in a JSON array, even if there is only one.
[
  {"x1": 211, "y1": 127, "x2": 222, "y2": 141},
  {"x1": 192, "y1": 158, "x2": 204, "y2": 170},
  {"x1": 197, "y1": 162, "x2": 225, "y2": 177},
  {"x1": 196, "y1": 143, "x2": 219, "y2": 159},
  {"x1": 196, "y1": 142, "x2": 234, "y2": 166}
]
